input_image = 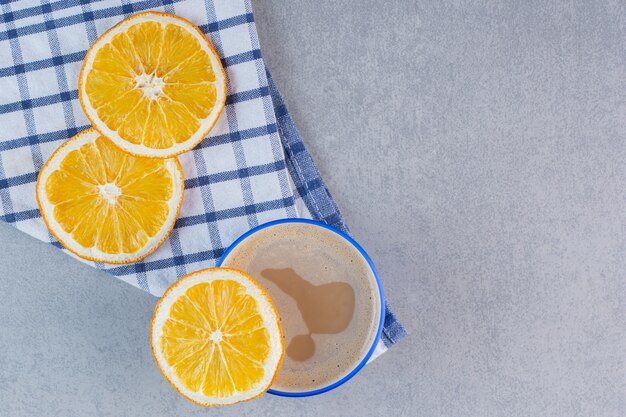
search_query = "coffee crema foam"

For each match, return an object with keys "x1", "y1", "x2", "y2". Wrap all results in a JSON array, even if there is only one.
[{"x1": 221, "y1": 222, "x2": 381, "y2": 393}]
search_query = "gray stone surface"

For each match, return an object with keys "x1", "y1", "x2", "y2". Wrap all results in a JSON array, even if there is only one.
[{"x1": 1, "y1": 0, "x2": 625, "y2": 415}]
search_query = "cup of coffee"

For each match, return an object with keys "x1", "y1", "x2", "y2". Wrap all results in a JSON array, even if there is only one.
[{"x1": 218, "y1": 218, "x2": 384, "y2": 396}]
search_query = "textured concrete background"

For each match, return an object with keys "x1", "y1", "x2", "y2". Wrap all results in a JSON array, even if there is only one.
[{"x1": 1, "y1": 1, "x2": 625, "y2": 416}]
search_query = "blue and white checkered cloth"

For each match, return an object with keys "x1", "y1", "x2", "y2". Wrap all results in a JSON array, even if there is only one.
[{"x1": 0, "y1": 0, "x2": 406, "y2": 359}]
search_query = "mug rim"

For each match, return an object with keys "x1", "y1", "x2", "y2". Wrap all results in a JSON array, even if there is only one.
[{"x1": 217, "y1": 218, "x2": 385, "y2": 397}]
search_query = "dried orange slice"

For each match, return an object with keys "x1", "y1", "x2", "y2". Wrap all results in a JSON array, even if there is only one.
[
  {"x1": 36, "y1": 128, "x2": 184, "y2": 264},
  {"x1": 151, "y1": 268, "x2": 284, "y2": 407},
  {"x1": 79, "y1": 12, "x2": 226, "y2": 158}
]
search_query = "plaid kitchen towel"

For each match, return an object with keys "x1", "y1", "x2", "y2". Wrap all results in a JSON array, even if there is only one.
[{"x1": 0, "y1": 0, "x2": 406, "y2": 357}]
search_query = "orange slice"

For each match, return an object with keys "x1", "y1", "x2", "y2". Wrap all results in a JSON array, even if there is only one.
[
  {"x1": 150, "y1": 268, "x2": 284, "y2": 407},
  {"x1": 79, "y1": 12, "x2": 227, "y2": 158},
  {"x1": 36, "y1": 128, "x2": 184, "y2": 264}
]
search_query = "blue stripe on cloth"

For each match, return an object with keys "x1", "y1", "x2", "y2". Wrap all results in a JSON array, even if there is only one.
[
  {"x1": 204, "y1": 0, "x2": 259, "y2": 230},
  {"x1": 1, "y1": 0, "x2": 106, "y2": 24},
  {"x1": 266, "y1": 70, "x2": 408, "y2": 347},
  {"x1": 0, "y1": 90, "x2": 78, "y2": 114},
  {"x1": 105, "y1": 247, "x2": 225, "y2": 276},
  {"x1": 0, "y1": 0, "x2": 184, "y2": 41},
  {"x1": 0, "y1": 86, "x2": 270, "y2": 115},
  {"x1": 0, "y1": 154, "x2": 16, "y2": 223},
  {"x1": 0, "y1": 47, "x2": 261, "y2": 77},
  {"x1": 133, "y1": 262, "x2": 149, "y2": 292},
  {"x1": 174, "y1": 196, "x2": 293, "y2": 228},
  {"x1": 197, "y1": 12, "x2": 254, "y2": 34},
  {"x1": 221, "y1": 49, "x2": 261, "y2": 67},
  {"x1": 190, "y1": 142, "x2": 226, "y2": 264},
  {"x1": 0, "y1": 159, "x2": 286, "y2": 194},
  {"x1": 224, "y1": 86, "x2": 268, "y2": 106},
  {"x1": 165, "y1": 228, "x2": 188, "y2": 284},
  {"x1": 380, "y1": 305, "x2": 409, "y2": 346},
  {"x1": 40, "y1": 5, "x2": 79, "y2": 172},
  {"x1": 196, "y1": 123, "x2": 277, "y2": 149},
  {"x1": 0, "y1": 208, "x2": 39, "y2": 223},
  {"x1": 184, "y1": 160, "x2": 286, "y2": 188},
  {"x1": 0, "y1": 172, "x2": 37, "y2": 188},
  {"x1": 0, "y1": 122, "x2": 275, "y2": 154},
  {"x1": 2, "y1": 1, "x2": 45, "y2": 201},
  {"x1": 0, "y1": 51, "x2": 85, "y2": 77},
  {"x1": 0, "y1": 125, "x2": 86, "y2": 152},
  {"x1": 1, "y1": 193, "x2": 293, "y2": 232},
  {"x1": 79, "y1": 0, "x2": 99, "y2": 44},
  {"x1": 0, "y1": 7, "x2": 252, "y2": 42}
]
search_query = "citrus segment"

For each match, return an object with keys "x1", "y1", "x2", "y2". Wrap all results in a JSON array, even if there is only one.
[
  {"x1": 151, "y1": 268, "x2": 284, "y2": 407},
  {"x1": 36, "y1": 128, "x2": 184, "y2": 264},
  {"x1": 79, "y1": 12, "x2": 226, "y2": 158}
]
